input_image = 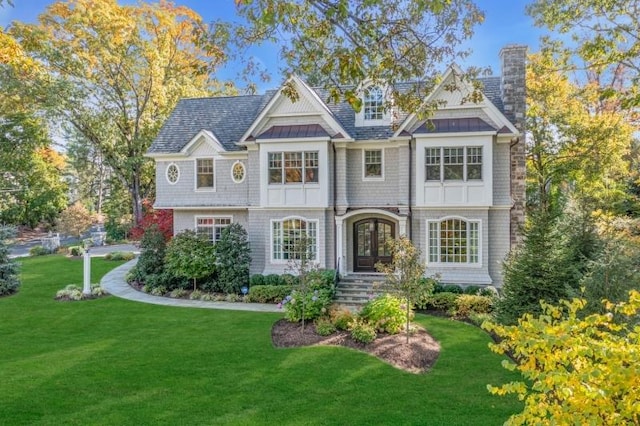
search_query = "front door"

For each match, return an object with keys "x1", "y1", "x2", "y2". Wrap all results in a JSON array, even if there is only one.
[{"x1": 353, "y1": 218, "x2": 395, "y2": 272}]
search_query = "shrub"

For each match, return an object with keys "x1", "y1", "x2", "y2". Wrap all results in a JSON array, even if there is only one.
[
  {"x1": 164, "y1": 230, "x2": 215, "y2": 291},
  {"x1": 55, "y1": 284, "x2": 106, "y2": 300},
  {"x1": 314, "y1": 318, "x2": 336, "y2": 336},
  {"x1": 441, "y1": 284, "x2": 463, "y2": 294},
  {"x1": 200, "y1": 292, "x2": 215, "y2": 301},
  {"x1": 359, "y1": 294, "x2": 409, "y2": 334},
  {"x1": 214, "y1": 223, "x2": 251, "y2": 294},
  {"x1": 455, "y1": 294, "x2": 493, "y2": 318},
  {"x1": 350, "y1": 320, "x2": 377, "y2": 344},
  {"x1": 169, "y1": 288, "x2": 187, "y2": 298},
  {"x1": 250, "y1": 274, "x2": 265, "y2": 287},
  {"x1": 190, "y1": 289, "x2": 204, "y2": 300},
  {"x1": 104, "y1": 251, "x2": 135, "y2": 261},
  {"x1": 307, "y1": 269, "x2": 336, "y2": 290},
  {"x1": 29, "y1": 245, "x2": 49, "y2": 256},
  {"x1": 282, "y1": 288, "x2": 332, "y2": 322},
  {"x1": 150, "y1": 286, "x2": 167, "y2": 296},
  {"x1": 463, "y1": 285, "x2": 481, "y2": 295},
  {"x1": 69, "y1": 246, "x2": 83, "y2": 257},
  {"x1": 468, "y1": 312, "x2": 494, "y2": 327},
  {"x1": 91, "y1": 285, "x2": 107, "y2": 297},
  {"x1": 264, "y1": 274, "x2": 285, "y2": 286},
  {"x1": 133, "y1": 224, "x2": 167, "y2": 282},
  {"x1": 329, "y1": 306, "x2": 355, "y2": 331},
  {"x1": 424, "y1": 292, "x2": 459, "y2": 313},
  {"x1": 248, "y1": 285, "x2": 292, "y2": 303},
  {"x1": 225, "y1": 293, "x2": 241, "y2": 302}
]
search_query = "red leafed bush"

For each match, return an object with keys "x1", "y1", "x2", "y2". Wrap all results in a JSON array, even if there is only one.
[{"x1": 129, "y1": 200, "x2": 173, "y2": 241}]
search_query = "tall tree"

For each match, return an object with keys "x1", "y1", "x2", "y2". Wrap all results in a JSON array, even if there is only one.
[
  {"x1": 229, "y1": 0, "x2": 485, "y2": 113},
  {"x1": 8, "y1": 0, "x2": 233, "y2": 224}
]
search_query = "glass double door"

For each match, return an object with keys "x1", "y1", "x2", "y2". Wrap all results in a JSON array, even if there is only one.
[{"x1": 353, "y1": 218, "x2": 394, "y2": 272}]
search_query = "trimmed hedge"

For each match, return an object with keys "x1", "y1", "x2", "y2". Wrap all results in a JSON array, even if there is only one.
[
  {"x1": 248, "y1": 285, "x2": 292, "y2": 303},
  {"x1": 423, "y1": 292, "x2": 460, "y2": 313},
  {"x1": 455, "y1": 294, "x2": 493, "y2": 318}
]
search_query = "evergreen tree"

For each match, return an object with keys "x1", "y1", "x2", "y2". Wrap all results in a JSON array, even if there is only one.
[
  {"x1": 214, "y1": 223, "x2": 251, "y2": 294},
  {"x1": 0, "y1": 226, "x2": 20, "y2": 296}
]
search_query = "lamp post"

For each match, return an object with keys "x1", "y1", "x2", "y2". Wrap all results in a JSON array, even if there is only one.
[{"x1": 83, "y1": 239, "x2": 92, "y2": 296}]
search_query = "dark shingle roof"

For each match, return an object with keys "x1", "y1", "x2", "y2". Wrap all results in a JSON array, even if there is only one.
[
  {"x1": 148, "y1": 94, "x2": 272, "y2": 153},
  {"x1": 148, "y1": 76, "x2": 507, "y2": 154},
  {"x1": 258, "y1": 124, "x2": 330, "y2": 139}
]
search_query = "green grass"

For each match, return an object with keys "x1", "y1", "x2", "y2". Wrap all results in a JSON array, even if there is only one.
[{"x1": 1, "y1": 255, "x2": 521, "y2": 425}]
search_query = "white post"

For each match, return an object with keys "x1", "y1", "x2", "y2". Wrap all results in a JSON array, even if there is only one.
[
  {"x1": 334, "y1": 216, "x2": 346, "y2": 275},
  {"x1": 83, "y1": 247, "x2": 91, "y2": 295}
]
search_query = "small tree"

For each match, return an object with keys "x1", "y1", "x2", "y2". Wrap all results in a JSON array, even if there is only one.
[
  {"x1": 0, "y1": 225, "x2": 20, "y2": 296},
  {"x1": 164, "y1": 230, "x2": 215, "y2": 291},
  {"x1": 284, "y1": 233, "x2": 319, "y2": 333},
  {"x1": 57, "y1": 202, "x2": 93, "y2": 241},
  {"x1": 376, "y1": 236, "x2": 432, "y2": 344},
  {"x1": 214, "y1": 223, "x2": 251, "y2": 294},
  {"x1": 484, "y1": 291, "x2": 640, "y2": 425}
]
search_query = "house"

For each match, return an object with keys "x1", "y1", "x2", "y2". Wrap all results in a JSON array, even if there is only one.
[{"x1": 146, "y1": 45, "x2": 526, "y2": 287}]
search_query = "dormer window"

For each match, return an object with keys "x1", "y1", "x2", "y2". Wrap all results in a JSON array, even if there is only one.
[
  {"x1": 364, "y1": 86, "x2": 384, "y2": 120},
  {"x1": 355, "y1": 84, "x2": 390, "y2": 127}
]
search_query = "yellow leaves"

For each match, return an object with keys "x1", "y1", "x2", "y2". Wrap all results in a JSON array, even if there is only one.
[{"x1": 488, "y1": 291, "x2": 640, "y2": 424}]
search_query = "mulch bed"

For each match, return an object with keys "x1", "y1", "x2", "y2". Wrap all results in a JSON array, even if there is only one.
[{"x1": 271, "y1": 319, "x2": 441, "y2": 374}]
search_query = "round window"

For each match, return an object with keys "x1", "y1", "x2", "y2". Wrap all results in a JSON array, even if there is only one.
[
  {"x1": 231, "y1": 161, "x2": 245, "y2": 183},
  {"x1": 166, "y1": 163, "x2": 180, "y2": 184}
]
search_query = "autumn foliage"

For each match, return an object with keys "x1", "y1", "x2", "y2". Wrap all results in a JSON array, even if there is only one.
[
  {"x1": 484, "y1": 291, "x2": 640, "y2": 425},
  {"x1": 129, "y1": 200, "x2": 173, "y2": 241}
]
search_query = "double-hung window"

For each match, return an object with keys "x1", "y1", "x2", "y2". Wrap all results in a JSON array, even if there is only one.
[
  {"x1": 425, "y1": 147, "x2": 483, "y2": 182},
  {"x1": 196, "y1": 158, "x2": 214, "y2": 189},
  {"x1": 428, "y1": 218, "x2": 479, "y2": 264},
  {"x1": 196, "y1": 217, "x2": 231, "y2": 243},
  {"x1": 363, "y1": 86, "x2": 384, "y2": 121},
  {"x1": 363, "y1": 149, "x2": 383, "y2": 179},
  {"x1": 272, "y1": 218, "x2": 317, "y2": 261},
  {"x1": 268, "y1": 151, "x2": 319, "y2": 184}
]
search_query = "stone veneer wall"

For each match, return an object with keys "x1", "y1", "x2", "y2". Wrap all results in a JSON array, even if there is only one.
[{"x1": 500, "y1": 44, "x2": 527, "y2": 246}]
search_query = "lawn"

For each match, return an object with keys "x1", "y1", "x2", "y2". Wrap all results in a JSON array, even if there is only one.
[{"x1": 1, "y1": 255, "x2": 521, "y2": 425}]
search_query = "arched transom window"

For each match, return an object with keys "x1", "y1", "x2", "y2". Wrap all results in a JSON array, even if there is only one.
[{"x1": 363, "y1": 86, "x2": 384, "y2": 121}]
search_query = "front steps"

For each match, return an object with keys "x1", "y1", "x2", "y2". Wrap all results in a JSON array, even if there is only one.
[{"x1": 334, "y1": 274, "x2": 386, "y2": 310}]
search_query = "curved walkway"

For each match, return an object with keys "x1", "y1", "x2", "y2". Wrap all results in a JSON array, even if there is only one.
[{"x1": 100, "y1": 258, "x2": 281, "y2": 312}]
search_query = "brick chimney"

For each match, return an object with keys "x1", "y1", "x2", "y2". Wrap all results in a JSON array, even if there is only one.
[{"x1": 499, "y1": 44, "x2": 527, "y2": 246}]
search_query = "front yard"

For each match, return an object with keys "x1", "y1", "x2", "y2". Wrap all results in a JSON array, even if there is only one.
[{"x1": 0, "y1": 256, "x2": 521, "y2": 425}]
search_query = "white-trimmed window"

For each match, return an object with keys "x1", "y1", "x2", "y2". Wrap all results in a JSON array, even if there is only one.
[
  {"x1": 166, "y1": 163, "x2": 180, "y2": 184},
  {"x1": 231, "y1": 161, "x2": 245, "y2": 183},
  {"x1": 428, "y1": 218, "x2": 479, "y2": 264},
  {"x1": 272, "y1": 218, "x2": 318, "y2": 261},
  {"x1": 268, "y1": 151, "x2": 319, "y2": 185},
  {"x1": 425, "y1": 147, "x2": 483, "y2": 182},
  {"x1": 364, "y1": 86, "x2": 384, "y2": 120},
  {"x1": 363, "y1": 149, "x2": 383, "y2": 180},
  {"x1": 196, "y1": 217, "x2": 231, "y2": 243},
  {"x1": 196, "y1": 158, "x2": 215, "y2": 189}
]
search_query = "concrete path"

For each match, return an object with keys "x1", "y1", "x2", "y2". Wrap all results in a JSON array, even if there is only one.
[{"x1": 100, "y1": 258, "x2": 281, "y2": 312}]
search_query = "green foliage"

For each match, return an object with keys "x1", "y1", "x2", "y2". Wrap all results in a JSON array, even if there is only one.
[
  {"x1": 314, "y1": 318, "x2": 336, "y2": 336},
  {"x1": 189, "y1": 290, "x2": 204, "y2": 300},
  {"x1": 247, "y1": 285, "x2": 292, "y2": 304},
  {"x1": 463, "y1": 285, "x2": 481, "y2": 295},
  {"x1": 440, "y1": 284, "x2": 463, "y2": 294},
  {"x1": 55, "y1": 284, "x2": 105, "y2": 301},
  {"x1": 233, "y1": 0, "x2": 484, "y2": 115},
  {"x1": 164, "y1": 230, "x2": 216, "y2": 291},
  {"x1": 214, "y1": 223, "x2": 251, "y2": 294},
  {"x1": 264, "y1": 273, "x2": 287, "y2": 286},
  {"x1": 104, "y1": 251, "x2": 135, "y2": 261},
  {"x1": 496, "y1": 211, "x2": 578, "y2": 325},
  {"x1": 359, "y1": 294, "x2": 411, "y2": 334},
  {"x1": 249, "y1": 274, "x2": 265, "y2": 287},
  {"x1": 57, "y1": 202, "x2": 94, "y2": 240},
  {"x1": 29, "y1": 245, "x2": 49, "y2": 256},
  {"x1": 454, "y1": 295, "x2": 493, "y2": 318},
  {"x1": 68, "y1": 246, "x2": 83, "y2": 257},
  {"x1": 484, "y1": 291, "x2": 640, "y2": 425},
  {"x1": 169, "y1": 288, "x2": 188, "y2": 299},
  {"x1": 423, "y1": 292, "x2": 460, "y2": 313},
  {"x1": 133, "y1": 224, "x2": 167, "y2": 282},
  {"x1": 282, "y1": 288, "x2": 332, "y2": 322},
  {"x1": 350, "y1": 320, "x2": 377, "y2": 344},
  {"x1": 329, "y1": 307, "x2": 355, "y2": 331},
  {"x1": 0, "y1": 226, "x2": 20, "y2": 296}
]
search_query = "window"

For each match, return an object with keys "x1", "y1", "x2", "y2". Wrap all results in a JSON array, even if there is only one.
[
  {"x1": 196, "y1": 158, "x2": 214, "y2": 189},
  {"x1": 428, "y1": 218, "x2": 479, "y2": 264},
  {"x1": 166, "y1": 163, "x2": 179, "y2": 184},
  {"x1": 268, "y1": 151, "x2": 319, "y2": 185},
  {"x1": 363, "y1": 149, "x2": 383, "y2": 179},
  {"x1": 272, "y1": 218, "x2": 317, "y2": 261},
  {"x1": 196, "y1": 217, "x2": 232, "y2": 243},
  {"x1": 425, "y1": 147, "x2": 483, "y2": 181},
  {"x1": 364, "y1": 86, "x2": 384, "y2": 120},
  {"x1": 231, "y1": 161, "x2": 245, "y2": 183}
]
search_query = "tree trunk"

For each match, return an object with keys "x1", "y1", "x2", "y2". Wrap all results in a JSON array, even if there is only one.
[{"x1": 130, "y1": 172, "x2": 143, "y2": 226}]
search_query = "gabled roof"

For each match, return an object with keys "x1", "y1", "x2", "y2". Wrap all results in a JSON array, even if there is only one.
[{"x1": 147, "y1": 71, "x2": 516, "y2": 155}]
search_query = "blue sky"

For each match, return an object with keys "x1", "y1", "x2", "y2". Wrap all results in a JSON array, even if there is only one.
[{"x1": 1, "y1": 0, "x2": 546, "y2": 90}]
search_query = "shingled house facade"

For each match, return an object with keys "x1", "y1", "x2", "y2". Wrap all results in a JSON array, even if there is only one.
[{"x1": 146, "y1": 45, "x2": 526, "y2": 287}]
